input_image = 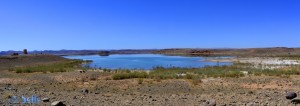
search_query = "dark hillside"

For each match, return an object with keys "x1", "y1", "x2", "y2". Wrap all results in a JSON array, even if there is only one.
[
  {"x1": 0, "y1": 54, "x2": 67, "y2": 70},
  {"x1": 154, "y1": 47, "x2": 300, "y2": 56}
]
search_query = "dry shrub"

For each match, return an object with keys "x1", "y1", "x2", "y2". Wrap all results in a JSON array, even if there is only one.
[
  {"x1": 138, "y1": 78, "x2": 144, "y2": 84},
  {"x1": 191, "y1": 78, "x2": 202, "y2": 85},
  {"x1": 3, "y1": 92, "x2": 13, "y2": 99}
]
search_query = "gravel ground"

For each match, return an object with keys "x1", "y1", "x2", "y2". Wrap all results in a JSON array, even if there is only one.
[{"x1": 1, "y1": 71, "x2": 300, "y2": 106}]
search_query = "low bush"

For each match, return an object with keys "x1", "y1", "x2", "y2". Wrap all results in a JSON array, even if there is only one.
[
  {"x1": 138, "y1": 78, "x2": 144, "y2": 84},
  {"x1": 11, "y1": 60, "x2": 83, "y2": 73},
  {"x1": 112, "y1": 71, "x2": 149, "y2": 80},
  {"x1": 191, "y1": 78, "x2": 202, "y2": 85},
  {"x1": 109, "y1": 63, "x2": 300, "y2": 80}
]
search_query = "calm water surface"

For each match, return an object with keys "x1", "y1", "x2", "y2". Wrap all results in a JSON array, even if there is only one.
[{"x1": 64, "y1": 54, "x2": 232, "y2": 70}]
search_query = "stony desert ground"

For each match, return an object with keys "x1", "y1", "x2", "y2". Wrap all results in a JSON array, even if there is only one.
[
  {"x1": 1, "y1": 69, "x2": 300, "y2": 106},
  {"x1": 1, "y1": 54, "x2": 300, "y2": 106}
]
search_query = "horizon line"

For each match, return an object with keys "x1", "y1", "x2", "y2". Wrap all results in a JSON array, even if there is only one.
[{"x1": 1, "y1": 46, "x2": 299, "y2": 52}]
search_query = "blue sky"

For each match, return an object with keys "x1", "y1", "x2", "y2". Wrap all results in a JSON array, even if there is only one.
[{"x1": 0, "y1": 0, "x2": 299, "y2": 51}]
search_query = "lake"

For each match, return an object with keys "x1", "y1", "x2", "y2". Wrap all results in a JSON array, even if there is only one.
[{"x1": 63, "y1": 54, "x2": 232, "y2": 70}]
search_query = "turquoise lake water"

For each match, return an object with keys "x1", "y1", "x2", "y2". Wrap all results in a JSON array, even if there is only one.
[{"x1": 64, "y1": 54, "x2": 232, "y2": 70}]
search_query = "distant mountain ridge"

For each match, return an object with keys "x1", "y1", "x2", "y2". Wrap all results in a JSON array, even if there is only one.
[
  {"x1": 0, "y1": 49, "x2": 158, "y2": 56},
  {"x1": 1, "y1": 47, "x2": 300, "y2": 56},
  {"x1": 155, "y1": 47, "x2": 300, "y2": 56}
]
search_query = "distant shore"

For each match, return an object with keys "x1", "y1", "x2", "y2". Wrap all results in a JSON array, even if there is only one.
[{"x1": 1, "y1": 47, "x2": 300, "y2": 56}]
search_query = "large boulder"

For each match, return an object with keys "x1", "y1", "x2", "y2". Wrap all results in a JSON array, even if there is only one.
[
  {"x1": 291, "y1": 98, "x2": 300, "y2": 104},
  {"x1": 286, "y1": 92, "x2": 297, "y2": 100},
  {"x1": 81, "y1": 88, "x2": 89, "y2": 94}
]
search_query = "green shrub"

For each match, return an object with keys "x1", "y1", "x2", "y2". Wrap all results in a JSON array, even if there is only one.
[
  {"x1": 11, "y1": 60, "x2": 83, "y2": 73},
  {"x1": 149, "y1": 66, "x2": 246, "y2": 79},
  {"x1": 138, "y1": 78, "x2": 144, "y2": 84},
  {"x1": 191, "y1": 78, "x2": 202, "y2": 85},
  {"x1": 112, "y1": 71, "x2": 149, "y2": 80},
  {"x1": 112, "y1": 73, "x2": 129, "y2": 80}
]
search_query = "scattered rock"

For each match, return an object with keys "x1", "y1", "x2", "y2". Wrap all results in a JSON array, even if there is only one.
[
  {"x1": 291, "y1": 98, "x2": 300, "y2": 104},
  {"x1": 286, "y1": 92, "x2": 297, "y2": 100},
  {"x1": 241, "y1": 71, "x2": 249, "y2": 75},
  {"x1": 103, "y1": 93, "x2": 112, "y2": 97},
  {"x1": 49, "y1": 92, "x2": 54, "y2": 95},
  {"x1": 41, "y1": 89, "x2": 48, "y2": 92},
  {"x1": 6, "y1": 84, "x2": 12, "y2": 87},
  {"x1": 246, "y1": 102, "x2": 259, "y2": 106},
  {"x1": 81, "y1": 88, "x2": 89, "y2": 94},
  {"x1": 51, "y1": 101, "x2": 66, "y2": 106},
  {"x1": 78, "y1": 70, "x2": 85, "y2": 73},
  {"x1": 204, "y1": 99, "x2": 216, "y2": 106},
  {"x1": 5, "y1": 87, "x2": 17, "y2": 92},
  {"x1": 42, "y1": 98, "x2": 50, "y2": 102},
  {"x1": 176, "y1": 73, "x2": 186, "y2": 77}
]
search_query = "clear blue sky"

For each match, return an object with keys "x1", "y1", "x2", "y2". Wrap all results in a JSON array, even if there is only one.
[{"x1": 0, "y1": 0, "x2": 299, "y2": 51}]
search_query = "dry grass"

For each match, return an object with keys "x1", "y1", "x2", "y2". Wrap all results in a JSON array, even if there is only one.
[
  {"x1": 2, "y1": 92, "x2": 13, "y2": 99},
  {"x1": 9, "y1": 60, "x2": 84, "y2": 73}
]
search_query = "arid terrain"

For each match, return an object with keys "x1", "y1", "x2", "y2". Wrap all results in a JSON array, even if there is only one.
[
  {"x1": 1, "y1": 48, "x2": 300, "y2": 106},
  {"x1": 1, "y1": 70, "x2": 300, "y2": 106},
  {"x1": 1, "y1": 0, "x2": 299, "y2": 105}
]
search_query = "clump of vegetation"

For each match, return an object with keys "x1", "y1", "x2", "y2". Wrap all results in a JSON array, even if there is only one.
[
  {"x1": 88, "y1": 73, "x2": 99, "y2": 81},
  {"x1": 80, "y1": 72, "x2": 102, "y2": 82},
  {"x1": 191, "y1": 78, "x2": 202, "y2": 85},
  {"x1": 112, "y1": 71, "x2": 149, "y2": 80},
  {"x1": 111, "y1": 66, "x2": 246, "y2": 80},
  {"x1": 10, "y1": 60, "x2": 84, "y2": 73},
  {"x1": 110, "y1": 62, "x2": 300, "y2": 80},
  {"x1": 23, "y1": 49, "x2": 28, "y2": 54},
  {"x1": 249, "y1": 68, "x2": 300, "y2": 76},
  {"x1": 3, "y1": 92, "x2": 13, "y2": 99},
  {"x1": 150, "y1": 66, "x2": 245, "y2": 79},
  {"x1": 185, "y1": 74, "x2": 197, "y2": 79},
  {"x1": 11, "y1": 53, "x2": 19, "y2": 56},
  {"x1": 137, "y1": 78, "x2": 144, "y2": 84}
]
